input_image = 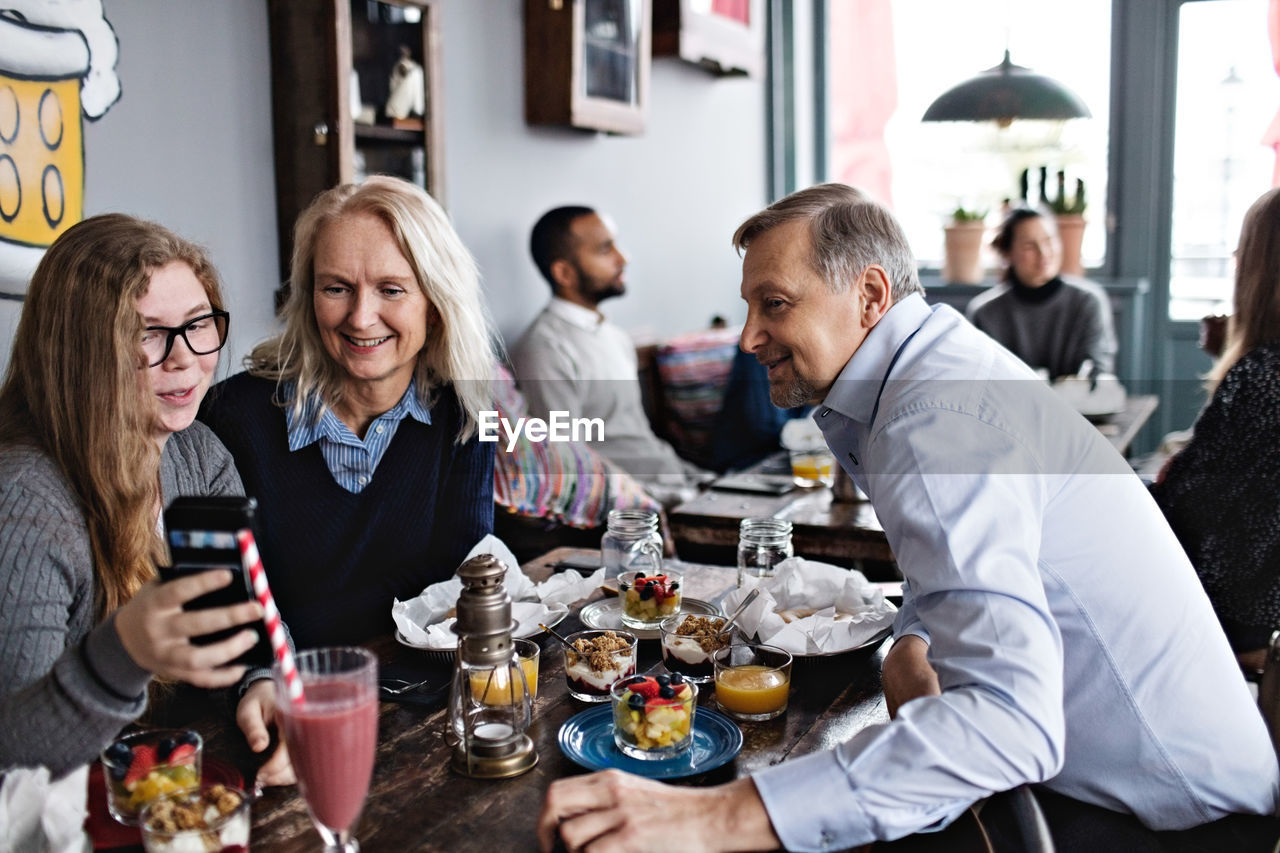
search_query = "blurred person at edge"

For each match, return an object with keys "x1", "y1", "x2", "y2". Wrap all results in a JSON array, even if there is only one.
[
  {"x1": 0, "y1": 214, "x2": 292, "y2": 787},
  {"x1": 1153, "y1": 187, "x2": 1280, "y2": 673}
]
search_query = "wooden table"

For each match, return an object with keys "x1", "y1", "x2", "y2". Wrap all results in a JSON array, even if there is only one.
[
  {"x1": 1091, "y1": 393, "x2": 1158, "y2": 457},
  {"x1": 168, "y1": 548, "x2": 889, "y2": 852}
]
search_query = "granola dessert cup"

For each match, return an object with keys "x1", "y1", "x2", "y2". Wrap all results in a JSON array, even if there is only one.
[
  {"x1": 100, "y1": 729, "x2": 203, "y2": 826},
  {"x1": 140, "y1": 783, "x2": 250, "y2": 853},
  {"x1": 659, "y1": 613, "x2": 730, "y2": 683},
  {"x1": 617, "y1": 571, "x2": 682, "y2": 629},
  {"x1": 563, "y1": 629, "x2": 638, "y2": 702},
  {"x1": 611, "y1": 673, "x2": 697, "y2": 760}
]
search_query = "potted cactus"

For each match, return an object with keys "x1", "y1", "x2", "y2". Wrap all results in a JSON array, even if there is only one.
[
  {"x1": 942, "y1": 206, "x2": 988, "y2": 284},
  {"x1": 1048, "y1": 170, "x2": 1087, "y2": 276}
]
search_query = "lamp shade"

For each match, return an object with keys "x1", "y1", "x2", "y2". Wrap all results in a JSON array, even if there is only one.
[{"x1": 922, "y1": 50, "x2": 1091, "y2": 126}]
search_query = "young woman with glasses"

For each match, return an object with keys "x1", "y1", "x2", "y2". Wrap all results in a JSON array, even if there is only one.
[{"x1": 0, "y1": 214, "x2": 292, "y2": 787}]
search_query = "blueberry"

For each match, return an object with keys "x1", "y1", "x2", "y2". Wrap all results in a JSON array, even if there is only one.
[
  {"x1": 156, "y1": 737, "x2": 176, "y2": 761},
  {"x1": 105, "y1": 741, "x2": 131, "y2": 767},
  {"x1": 634, "y1": 572, "x2": 645, "y2": 580},
  {"x1": 624, "y1": 675, "x2": 647, "y2": 688},
  {"x1": 639, "y1": 586, "x2": 654, "y2": 601},
  {"x1": 655, "y1": 674, "x2": 671, "y2": 686},
  {"x1": 178, "y1": 731, "x2": 199, "y2": 747},
  {"x1": 659, "y1": 685, "x2": 676, "y2": 699},
  {"x1": 668, "y1": 672, "x2": 685, "y2": 685},
  {"x1": 669, "y1": 581, "x2": 679, "y2": 591},
  {"x1": 628, "y1": 693, "x2": 646, "y2": 711},
  {"x1": 107, "y1": 763, "x2": 127, "y2": 782}
]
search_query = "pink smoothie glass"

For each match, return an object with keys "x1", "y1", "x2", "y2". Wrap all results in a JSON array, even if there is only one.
[{"x1": 274, "y1": 647, "x2": 379, "y2": 853}]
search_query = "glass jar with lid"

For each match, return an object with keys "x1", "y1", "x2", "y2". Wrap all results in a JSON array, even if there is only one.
[
  {"x1": 737, "y1": 518, "x2": 794, "y2": 587},
  {"x1": 601, "y1": 509, "x2": 663, "y2": 578}
]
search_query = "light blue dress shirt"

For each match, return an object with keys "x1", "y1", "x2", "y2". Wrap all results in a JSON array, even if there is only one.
[
  {"x1": 285, "y1": 380, "x2": 432, "y2": 494},
  {"x1": 752, "y1": 293, "x2": 1279, "y2": 851}
]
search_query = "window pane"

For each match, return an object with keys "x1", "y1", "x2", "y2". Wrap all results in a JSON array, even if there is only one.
[
  {"x1": 826, "y1": 0, "x2": 1111, "y2": 272},
  {"x1": 1169, "y1": 0, "x2": 1277, "y2": 321}
]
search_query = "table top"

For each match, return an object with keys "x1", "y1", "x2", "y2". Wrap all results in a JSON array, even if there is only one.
[{"x1": 162, "y1": 548, "x2": 890, "y2": 853}]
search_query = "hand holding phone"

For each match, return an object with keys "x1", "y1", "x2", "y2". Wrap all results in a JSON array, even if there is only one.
[{"x1": 157, "y1": 496, "x2": 273, "y2": 669}]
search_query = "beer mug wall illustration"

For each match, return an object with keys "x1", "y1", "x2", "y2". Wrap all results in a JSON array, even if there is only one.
[{"x1": 0, "y1": 2, "x2": 120, "y2": 295}]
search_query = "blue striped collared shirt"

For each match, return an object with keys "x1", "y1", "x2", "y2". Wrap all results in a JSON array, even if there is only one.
[{"x1": 285, "y1": 380, "x2": 432, "y2": 494}]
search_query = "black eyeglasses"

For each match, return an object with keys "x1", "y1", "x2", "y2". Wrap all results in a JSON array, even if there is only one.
[{"x1": 141, "y1": 310, "x2": 230, "y2": 367}]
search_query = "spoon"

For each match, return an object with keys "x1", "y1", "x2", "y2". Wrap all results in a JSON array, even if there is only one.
[
  {"x1": 539, "y1": 622, "x2": 575, "y2": 648},
  {"x1": 717, "y1": 588, "x2": 761, "y2": 638}
]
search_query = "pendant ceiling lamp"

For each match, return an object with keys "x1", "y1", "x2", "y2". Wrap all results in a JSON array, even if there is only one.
[{"x1": 921, "y1": 50, "x2": 1091, "y2": 128}]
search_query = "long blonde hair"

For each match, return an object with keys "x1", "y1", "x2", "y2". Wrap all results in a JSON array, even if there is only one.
[
  {"x1": 249, "y1": 176, "x2": 495, "y2": 440},
  {"x1": 0, "y1": 214, "x2": 225, "y2": 618},
  {"x1": 1208, "y1": 187, "x2": 1280, "y2": 391}
]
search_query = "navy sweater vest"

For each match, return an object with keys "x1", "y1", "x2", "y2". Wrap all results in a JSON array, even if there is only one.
[{"x1": 200, "y1": 373, "x2": 494, "y2": 648}]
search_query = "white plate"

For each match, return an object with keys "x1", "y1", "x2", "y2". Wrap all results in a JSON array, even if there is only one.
[
  {"x1": 395, "y1": 601, "x2": 570, "y2": 661},
  {"x1": 578, "y1": 598, "x2": 721, "y2": 641}
]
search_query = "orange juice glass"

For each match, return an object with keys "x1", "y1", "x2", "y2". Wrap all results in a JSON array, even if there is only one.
[
  {"x1": 789, "y1": 448, "x2": 835, "y2": 488},
  {"x1": 469, "y1": 638, "x2": 539, "y2": 705},
  {"x1": 713, "y1": 644, "x2": 792, "y2": 721}
]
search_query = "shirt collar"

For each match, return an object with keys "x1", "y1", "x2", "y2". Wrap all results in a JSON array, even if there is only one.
[
  {"x1": 286, "y1": 378, "x2": 432, "y2": 451},
  {"x1": 819, "y1": 292, "x2": 933, "y2": 425},
  {"x1": 547, "y1": 296, "x2": 605, "y2": 331}
]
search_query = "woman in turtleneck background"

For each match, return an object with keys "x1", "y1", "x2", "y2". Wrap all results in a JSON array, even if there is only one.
[{"x1": 966, "y1": 207, "x2": 1117, "y2": 380}]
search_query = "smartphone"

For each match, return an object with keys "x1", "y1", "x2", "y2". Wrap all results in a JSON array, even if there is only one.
[{"x1": 159, "y1": 496, "x2": 272, "y2": 669}]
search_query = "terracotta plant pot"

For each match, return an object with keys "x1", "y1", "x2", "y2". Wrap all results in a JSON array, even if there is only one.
[
  {"x1": 1055, "y1": 215, "x2": 1086, "y2": 276},
  {"x1": 942, "y1": 222, "x2": 987, "y2": 285}
]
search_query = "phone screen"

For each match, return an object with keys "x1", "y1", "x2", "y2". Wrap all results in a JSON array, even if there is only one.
[{"x1": 161, "y1": 496, "x2": 272, "y2": 669}]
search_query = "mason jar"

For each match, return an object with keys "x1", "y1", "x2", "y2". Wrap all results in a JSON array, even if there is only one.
[
  {"x1": 601, "y1": 509, "x2": 663, "y2": 578},
  {"x1": 737, "y1": 518, "x2": 793, "y2": 587}
]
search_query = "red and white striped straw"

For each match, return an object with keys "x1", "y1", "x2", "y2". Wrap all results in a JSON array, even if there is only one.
[{"x1": 237, "y1": 529, "x2": 304, "y2": 705}]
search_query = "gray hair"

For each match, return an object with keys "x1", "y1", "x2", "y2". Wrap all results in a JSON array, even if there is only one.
[
  {"x1": 732, "y1": 183, "x2": 922, "y2": 301},
  {"x1": 249, "y1": 176, "x2": 496, "y2": 442}
]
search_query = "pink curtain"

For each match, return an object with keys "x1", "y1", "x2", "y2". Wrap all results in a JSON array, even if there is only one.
[
  {"x1": 828, "y1": 0, "x2": 898, "y2": 206},
  {"x1": 1266, "y1": 0, "x2": 1280, "y2": 187}
]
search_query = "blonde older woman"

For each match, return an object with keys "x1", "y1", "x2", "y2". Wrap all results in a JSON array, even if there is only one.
[{"x1": 201, "y1": 177, "x2": 496, "y2": 648}]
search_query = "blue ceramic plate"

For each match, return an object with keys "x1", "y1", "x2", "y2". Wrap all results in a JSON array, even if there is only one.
[{"x1": 558, "y1": 705, "x2": 743, "y2": 779}]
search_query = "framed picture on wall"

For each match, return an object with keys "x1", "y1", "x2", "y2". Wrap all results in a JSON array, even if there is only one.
[{"x1": 653, "y1": 0, "x2": 764, "y2": 77}]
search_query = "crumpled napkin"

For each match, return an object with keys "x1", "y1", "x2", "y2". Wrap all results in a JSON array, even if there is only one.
[
  {"x1": 0, "y1": 765, "x2": 91, "y2": 853},
  {"x1": 720, "y1": 557, "x2": 897, "y2": 656},
  {"x1": 391, "y1": 536, "x2": 607, "y2": 649}
]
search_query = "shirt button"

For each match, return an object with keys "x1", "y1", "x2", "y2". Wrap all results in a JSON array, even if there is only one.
[
  {"x1": 358, "y1": 475, "x2": 368, "y2": 485},
  {"x1": 375, "y1": 425, "x2": 385, "y2": 434}
]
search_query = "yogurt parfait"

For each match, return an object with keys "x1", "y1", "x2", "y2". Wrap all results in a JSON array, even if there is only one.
[
  {"x1": 563, "y1": 629, "x2": 637, "y2": 702},
  {"x1": 611, "y1": 673, "x2": 697, "y2": 760},
  {"x1": 660, "y1": 614, "x2": 730, "y2": 683},
  {"x1": 100, "y1": 729, "x2": 202, "y2": 825},
  {"x1": 140, "y1": 784, "x2": 250, "y2": 853},
  {"x1": 617, "y1": 571, "x2": 682, "y2": 628}
]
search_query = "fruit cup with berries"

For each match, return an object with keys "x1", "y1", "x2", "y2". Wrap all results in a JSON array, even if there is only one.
[
  {"x1": 617, "y1": 570, "x2": 683, "y2": 629},
  {"x1": 611, "y1": 673, "x2": 697, "y2": 760},
  {"x1": 100, "y1": 729, "x2": 202, "y2": 825}
]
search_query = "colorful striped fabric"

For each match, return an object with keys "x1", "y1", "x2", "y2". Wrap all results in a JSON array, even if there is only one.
[
  {"x1": 654, "y1": 326, "x2": 741, "y2": 467},
  {"x1": 492, "y1": 365, "x2": 661, "y2": 528}
]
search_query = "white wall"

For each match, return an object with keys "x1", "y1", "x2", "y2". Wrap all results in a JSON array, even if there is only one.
[
  {"x1": 0, "y1": 0, "x2": 768, "y2": 375},
  {"x1": 440, "y1": 2, "x2": 768, "y2": 349}
]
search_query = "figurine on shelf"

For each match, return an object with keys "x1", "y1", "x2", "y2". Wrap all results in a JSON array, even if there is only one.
[{"x1": 385, "y1": 44, "x2": 424, "y2": 125}]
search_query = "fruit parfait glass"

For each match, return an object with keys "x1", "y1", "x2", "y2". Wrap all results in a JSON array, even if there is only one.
[
  {"x1": 659, "y1": 613, "x2": 730, "y2": 683},
  {"x1": 100, "y1": 729, "x2": 202, "y2": 826},
  {"x1": 563, "y1": 629, "x2": 637, "y2": 702},
  {"x1": 611, "y1": 673, "x2": 697, "y2": 760},
  {"x1": 713, "y1": 643, "x2": 793, "y2": 722},
  {"x1": 139, "y1": 783, "x2": 251, "y2": 853},
  {"x1": 617, "y1": 570, "x2": 682, "y2": 629}
]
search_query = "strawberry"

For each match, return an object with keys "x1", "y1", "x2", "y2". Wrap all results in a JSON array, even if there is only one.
[
  {"x1": 166, "y1": 743, "x2": 197, "y2": 765},
  {"x1": 627, "y1": 677, "x2": 661, "y2": 700},
  {"x1": 123, "y1": 744, "x2": 157, "y2": 790}
]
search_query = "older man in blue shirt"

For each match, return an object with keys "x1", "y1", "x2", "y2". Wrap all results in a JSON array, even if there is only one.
[{"x1": 538, "y1": 184, "x2": 1280, "y2": 853}]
